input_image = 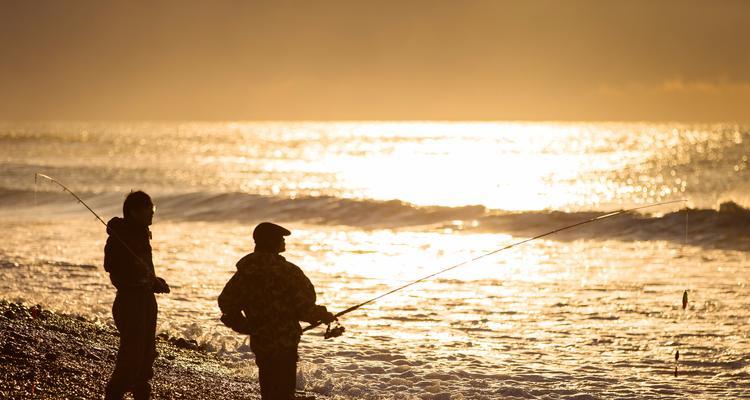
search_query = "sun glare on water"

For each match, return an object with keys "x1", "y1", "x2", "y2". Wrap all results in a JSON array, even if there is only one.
[{"x1": 277, "y1": 122, "x2": 663, "y2": 211}]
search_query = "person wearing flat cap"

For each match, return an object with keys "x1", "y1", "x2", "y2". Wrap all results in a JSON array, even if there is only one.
[{"x1": 218, "y1": 222, "x2": 334, "y2": 400}]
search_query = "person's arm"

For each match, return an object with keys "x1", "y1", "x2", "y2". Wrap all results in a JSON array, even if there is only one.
[
  {"x1": 290, "y1": 265, "x2": 334, "y2": 324},
  {"x1": 104, "y1": 236, "x2": 138, "y2": 289},
  {"x1": 103, "y1": 236, "x2": 127, "y2": 275},
  {"x1": 218, "y1": 272, "x2": 253, "y2": 334}
]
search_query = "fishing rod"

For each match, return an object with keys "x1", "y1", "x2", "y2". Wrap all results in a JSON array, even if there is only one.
[
  {"x1": 304, "y1": 198, "x2": 688, "y2": 335},
  {"x1": 35, "y1": 173, "x2": 108, "y2": 226},
  {"x1": 34, "y1": 173, "x2": 151, "y2": 270}
]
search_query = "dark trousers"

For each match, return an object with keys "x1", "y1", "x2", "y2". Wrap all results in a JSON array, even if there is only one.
[
  {"x1": 105, "y1": 291, "x2": 158, "y2": 400},
  {"x1": 253, "y1": 346, "x2": 298, "y2": 400}
]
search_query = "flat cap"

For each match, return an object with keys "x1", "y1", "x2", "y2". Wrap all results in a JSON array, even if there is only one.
[{"x1": 253, "y1": 222, "x2": 291, "y2": 243}]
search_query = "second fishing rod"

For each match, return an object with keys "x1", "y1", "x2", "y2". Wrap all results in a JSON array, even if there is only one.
[{"x1": 304, "y1": 199, "x2": 688, "y2": 336}]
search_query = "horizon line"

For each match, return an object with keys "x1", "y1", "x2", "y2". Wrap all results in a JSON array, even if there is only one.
[{"x1": 1, "y1": 118, "x2": 748, "y2": 125}]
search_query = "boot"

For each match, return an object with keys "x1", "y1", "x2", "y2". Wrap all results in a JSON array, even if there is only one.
[
  {"x1": 104, "y1": 384, "x2": 124, "y2": 400},
  {"x1": 133, "y1": 382, "x2": 151, "y2": 400}
]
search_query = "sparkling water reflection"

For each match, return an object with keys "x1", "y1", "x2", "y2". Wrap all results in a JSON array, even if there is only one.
[{"x1": 1, "y1": 122, "x2": 749, "y2": 398}]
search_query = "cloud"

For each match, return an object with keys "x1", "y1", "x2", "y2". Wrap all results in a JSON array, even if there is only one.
[
  {"x1": 599, "y1": 78, "x2": 750, "y2": 97},
  {"x1": 660, "y1": 78, "x2": 750, "y2": 94},
  {"x1": 592, "y1": 78, "x2": 750, "y2": 122}
]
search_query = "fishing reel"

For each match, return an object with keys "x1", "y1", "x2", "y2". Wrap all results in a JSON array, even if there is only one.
[{"x1": 323, "y1": 320, "x2": 345, "y2": 339}]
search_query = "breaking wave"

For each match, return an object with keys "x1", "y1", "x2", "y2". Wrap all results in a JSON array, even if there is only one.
[{"x1": 2, "y1": 188, "x2": 749, "y2": 248}]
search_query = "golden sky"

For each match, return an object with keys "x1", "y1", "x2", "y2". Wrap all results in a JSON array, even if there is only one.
[{"x1": 1, "y1": 0, "x2": 748, "y2": 122}]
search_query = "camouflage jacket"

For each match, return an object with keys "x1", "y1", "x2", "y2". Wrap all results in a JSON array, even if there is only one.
[{"x1": 218, "y1": 251, "x2": 322, "y2": 353}]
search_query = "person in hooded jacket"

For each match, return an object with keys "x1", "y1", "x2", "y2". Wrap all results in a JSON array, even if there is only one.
[
  {"x1": 218, "y1": 222, "x2": 335, "y2": 400},
  {"x1": 104, "y1": 191, "x2": 170, "y2": 400}
]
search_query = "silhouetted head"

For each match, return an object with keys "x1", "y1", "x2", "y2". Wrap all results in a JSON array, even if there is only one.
[
  {"x1": 123, "y1": 191, "x2": 155, "y2": 227},
  {"x1": 253, "y1": 222, "x2": 290, "y2": 253}
]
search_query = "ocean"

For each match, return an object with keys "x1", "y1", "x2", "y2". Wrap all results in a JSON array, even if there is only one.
[{"x1": 1, "y1": 121, "x2": 748, "y2": 399}]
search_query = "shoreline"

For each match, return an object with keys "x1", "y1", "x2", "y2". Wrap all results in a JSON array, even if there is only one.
[{"x1": 0, "y1": 299, "x2": 263, "y2": 399}]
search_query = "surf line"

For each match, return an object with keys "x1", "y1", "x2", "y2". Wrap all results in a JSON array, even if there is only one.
[
  {"x1": 34, "y1": 173, "x2": 152, "y2": 270},
  {"x1": 304, "y1": 198, "x2": 689, "y2": 335}
]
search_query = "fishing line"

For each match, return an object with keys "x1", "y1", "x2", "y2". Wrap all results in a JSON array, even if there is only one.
[
  {"x1": 676, "y1": 204, "x2": 690, "y2": 377},
  {"x1": 34, "y1": 173, "x2": 151, "y2": 270},
  {"x1": 304, "y1": 199, "x2": 689, "y2": 334}
]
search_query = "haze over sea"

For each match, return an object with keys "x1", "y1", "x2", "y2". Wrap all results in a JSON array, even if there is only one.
[{"x1": 1, "y1": 121, "x2": 749, "y2": 399}]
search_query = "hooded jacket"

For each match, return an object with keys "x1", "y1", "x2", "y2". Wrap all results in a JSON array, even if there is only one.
[
  {"x1": 104, "y1": 217, "x2": 157, "y2": 291},
  {"x1": 218, "y1": 251, "x2": 321, "y2": 353}
]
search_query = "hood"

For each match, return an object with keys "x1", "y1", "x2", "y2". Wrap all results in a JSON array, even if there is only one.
[
  {"x1": 106, "y1": 217, "x2": 149, "y2": 237},
  {"x1": 106, "y1": 217, "x2": 128, "y2": 236},
  {"x1": 236, "y1": 251, "x2": 285, "y2": 273}
]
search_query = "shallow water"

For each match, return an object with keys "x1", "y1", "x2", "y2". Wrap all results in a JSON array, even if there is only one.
[{"x1": 1, "y1": 122, "x2": 749, "y2": 398}]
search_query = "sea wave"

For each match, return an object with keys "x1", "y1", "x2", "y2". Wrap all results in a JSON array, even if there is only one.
[{"x1": 2, "y1": 188, "x2": 749, "y2": 247}]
